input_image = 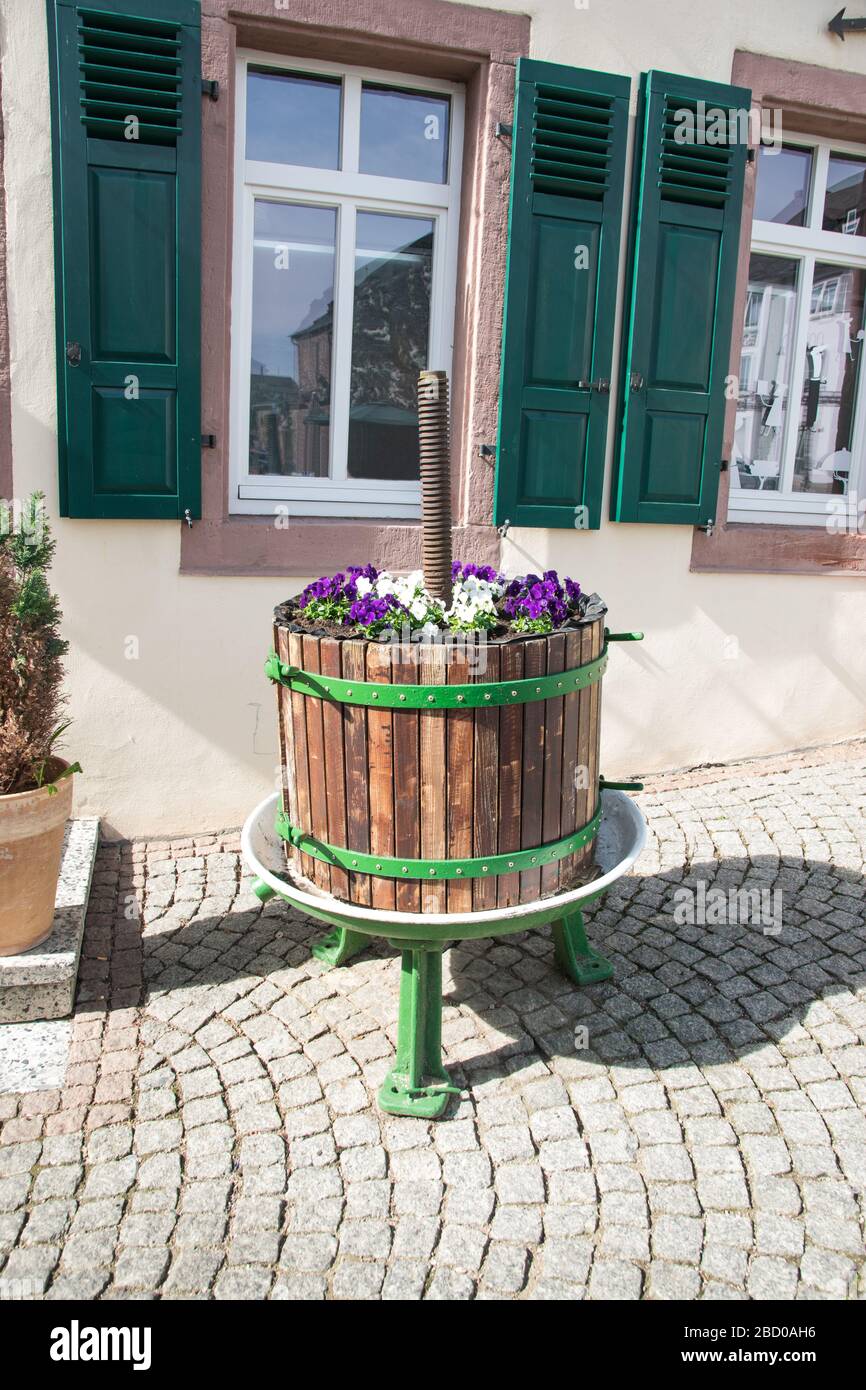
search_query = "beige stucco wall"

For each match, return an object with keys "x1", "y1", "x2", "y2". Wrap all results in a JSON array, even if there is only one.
[{"x1": 2, "y1": 0, "x2": 864, "y2": 837}]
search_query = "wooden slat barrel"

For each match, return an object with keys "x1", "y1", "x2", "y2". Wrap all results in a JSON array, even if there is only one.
[{"x1": 271, "y1": 618, "x2": 606, "y2": 910}]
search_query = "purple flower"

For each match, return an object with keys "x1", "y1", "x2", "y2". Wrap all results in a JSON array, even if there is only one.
[
  {"x1": 499, "y1": 567, "x2": 582, "y2": 630},
  {"x1": 298, "y1": 564, "x2": 381, "y2": 610},
  {"x1": 347, "y1": 593, "x2": 398, "y2": 629},
  {"x1": 452, "y1": 560, "x2": 503, "y2": 585}
]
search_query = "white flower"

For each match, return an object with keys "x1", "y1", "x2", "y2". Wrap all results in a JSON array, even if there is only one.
[
  {"x1": 410, "y1": 597, "x2": 429, "y2": 622},
  {"x1": 374, "y1": 572, "x2": 396, "y2": 597},
  {"x1": 354, "y1": 576, "x2": 373, "y2": 597}
]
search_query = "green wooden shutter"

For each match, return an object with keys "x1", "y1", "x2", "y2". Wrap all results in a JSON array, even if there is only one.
[
  {"x1": 494, "y1": 58, "x2": 629, "y2": 530},
  {"x1": 611, "y1": 71, "x2": 750, "y2": 525},
  {"x1": 48, "y1": 0, "x2": 201, "y2": 519}
]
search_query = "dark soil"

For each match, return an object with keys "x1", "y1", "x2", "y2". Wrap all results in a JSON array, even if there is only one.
[{"x1": 5, "y1": 756, "x2": 68, "y2": 797}]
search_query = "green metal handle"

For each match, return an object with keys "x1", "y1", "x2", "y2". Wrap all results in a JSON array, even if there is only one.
[
  {"x1": 604, "y1": 629, "x2": 644, "y2": 642},
  {"x1": 599, "y1": 777, "x2": 644, "y2": 792},
  {"x1": 265, "y1": 647, "x2": 608, "y2": 709},
  {"x1": 276, "y1": 801, "x2": 602, "y2": 881}
]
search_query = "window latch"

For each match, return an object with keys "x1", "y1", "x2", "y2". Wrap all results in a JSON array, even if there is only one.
[
  {"x1": 592, "y1": 378, "x2": 611, "y2": 393},
  {"x1": 630, "y1": 372, "x2": 644, "y2": 392},
  {"x1": 66, "y1": 341, "x2": 82, "y2": 366}
]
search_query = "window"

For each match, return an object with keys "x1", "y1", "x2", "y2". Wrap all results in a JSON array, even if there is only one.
[
  {"x1": 230, "y1": 54, "x2": 464, "y2": 518},
  {"x1": 729, "y1": 136, "x2": 866, "y2": 525}
]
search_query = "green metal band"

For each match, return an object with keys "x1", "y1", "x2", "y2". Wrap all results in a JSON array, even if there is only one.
[
  {"x1": 265, "y1": 647, "x2": 608, "y2": 708},
  {"x1": 276, "y1": 801, "x2": 602, "y2": 881}
]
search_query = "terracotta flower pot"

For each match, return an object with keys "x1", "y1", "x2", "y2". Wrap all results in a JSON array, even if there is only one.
[{"x1": 0, "y1": 763, "x2": 74, "y2": 956}]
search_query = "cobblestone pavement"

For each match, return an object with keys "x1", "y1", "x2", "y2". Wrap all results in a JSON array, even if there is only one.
[{"x1": 1, "y1": 742, "x2": 865, "y2": 1301}]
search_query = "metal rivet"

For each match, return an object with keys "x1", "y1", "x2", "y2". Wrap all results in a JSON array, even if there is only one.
[
  {"x1": 531, "y1": 856, "x2": 537, "y2": 863},
  {"x1": 557, "y1": 681, "x2": 562, "y2": 688},
  {"x1": 511, "y1": 689, "x2": 517, "y2": 696},
  {"x1": 482, "y1": 865, "x2": 489, "y2": 873},
  {"x1": 427, "y1": 695, "x2": 435, "y2": 703},
  {"x1": 399, "y1": 693, "x2": 406, "y2": 701},
  {"x1": 428, "y1": 867, "x2": 436, "y2": 875},
  {"x1": 346, "y1": 689, "x2": 352, "y2": 696},
  {"x1": 375, "y1": 863, "x2": 382, "y2": 870},
  {"x1": 536, "y1": 687, "x2": 541, "y2": 694},
  {"x1": 371, "y1": 691, "x2": 379, "y2": 699},
  {"x1": 351, "y1": 860, "x2": 358, "y2": 867},
  {"x1": 484, "y1": 692, "x2": 491, "y2": 701},
  {"x1": 456, "y1": 694, "x2": 464, "y2": 702},
  {"x1": 455, "y1": 867, "x2": 463, "y2": 875},
  {"x1": 508, "y1": 861, "x2": 514, "y2": 868},
  {"x1": 401, "y1": 866, "x2": 408, "y2": 874}
]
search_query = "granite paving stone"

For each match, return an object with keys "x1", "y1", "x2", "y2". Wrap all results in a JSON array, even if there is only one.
[{"x1": 0, "y1": 746, "x2": 864, "y2": 1299}]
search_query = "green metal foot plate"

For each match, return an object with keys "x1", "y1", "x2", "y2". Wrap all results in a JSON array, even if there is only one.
[
  {"x1": 377, "y1": 1070, "x2": 457, "y2": 1119},
  {"x1": 311, "y1": 927, "x2": 368, "y2": 968},
  {"x1": 552, "y1": 912, "x2": 614, "y2": 986}
]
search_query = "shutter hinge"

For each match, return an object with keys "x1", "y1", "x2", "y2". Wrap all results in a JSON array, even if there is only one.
[
  {"x1": 747, "y1": 148, "x2": 756, "y2": 163},
  {"x1": 478, "y1": 443, "x2": 495, "y2": 461},
  {"x1": 497, "y1": 517, "x2": 512, "y2": 538},
  {"x1": 183, "y1": 509, "x2": 194, "y2": 528},
  {"x1": 495, "y1": 121, "x2": 512, "y2": 140},
  {"x1": 697, "y1": 519, "x2": 715, "y2": 536},
  {"x1": 720, "y1": 459, "x2": 729, "y2": 472},
  {"x1": 202, "y1": 79, "x2": 219, "y2": 101},
  {"x1": 201, "y1": 433, "x2": 217, "y2": 449}
]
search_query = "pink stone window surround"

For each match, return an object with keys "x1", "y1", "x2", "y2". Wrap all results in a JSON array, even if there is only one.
[
  {"x1": 692, "y1": 51, "x2": 866, "y2": 578},
  {"x1": 181, "y1": 0, "x2": 529, "y2": 577}
]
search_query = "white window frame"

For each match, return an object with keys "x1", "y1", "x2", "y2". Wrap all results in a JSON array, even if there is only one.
[
  {"x1": 728, "y1": 132, "x2": 866, "y2": 527},
  {"x1": 230, "y1": 52, "x2": 465, "y2": 518}
]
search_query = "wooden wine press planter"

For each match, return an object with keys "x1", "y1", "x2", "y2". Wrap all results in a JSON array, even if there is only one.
[{"x1": 257, "y1": 619, "x2": 644, "y2": 1117}]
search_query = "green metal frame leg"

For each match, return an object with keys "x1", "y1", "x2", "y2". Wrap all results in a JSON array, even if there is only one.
[
  {"x1": 252, "y1": 877, "x2": 276, "y2": 903},
  {"x1": 378, "y1": 941, "x2": 458, "y2": 1120},
  {"x1": 312, "y1": 927, "x2": 368, "y2": 968},
  {"x1": 552, "y1": 909, "x2": 614, "y2": 986}
]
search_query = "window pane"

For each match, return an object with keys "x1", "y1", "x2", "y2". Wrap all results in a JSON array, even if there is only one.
[
  {"x1": 249, "y1": 201, "x2": 336, "y2": 478},
  {"x1": 753, "y1": 145, "x2": 812, "y2": 226},
  {"x1": 359, "y1": 84, "x2": 450, "y2": 182},
  {"x1": 347, "y1": 212, "x2": 434, "y2": 481},
  {"x1": 246, "y1": 69, "x2": 341, "y2": 170},
  {"x1": 824, "y1": 153, "x2": 866, "y2": 236},
  {"x1": 731, "y1": 254, "x2": 798, "y2": 493},
  {"x1": 792, "y1": 262, "x2": 865, "y2": 496}
]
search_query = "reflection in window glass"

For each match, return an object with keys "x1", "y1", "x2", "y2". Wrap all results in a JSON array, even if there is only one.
[
  {"x1": 249, "y1": 201, "x2": 336, "y2": 478},
  {"x1": 754, "y1": 145, "x2": 812, "y2": 226},
  {"x1": 732, "y1": 255, "x2": 798, "y2": 492},
  {"x1": 347, "y1": 212, "x2": 434, "y2": 481},
  {"x1": 246, "y1": 70, "x2": 342, "y2": 170},
  {"x1": 793, "y1": 262, "x2": 865, "y2": 495},
  {"x1": 359, "y1": 85, "x2": 450, "y2": 182},
  {"x1": 824, "y1": 153, "x2": 866, "y2": 236}
]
